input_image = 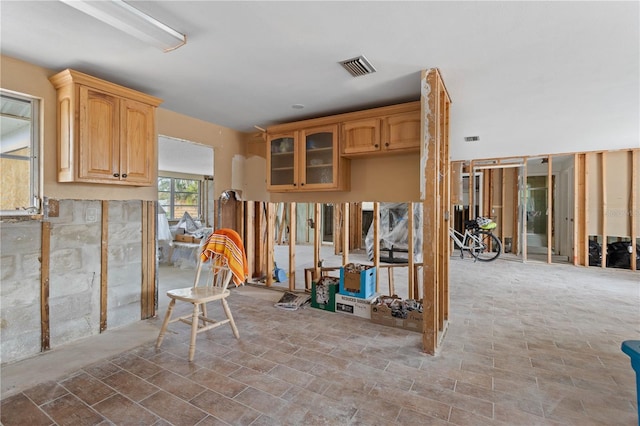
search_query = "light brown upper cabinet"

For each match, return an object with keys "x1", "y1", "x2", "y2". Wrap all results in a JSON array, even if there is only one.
[
  {"x1": 267, "y1": 124, "x2": 349, "y2": 192},
  {"x1": 49, "y1": 69, "x2": 162, "y2": 186},
  {"x1": 341, "y1": 102, "x2": 421, "y2": 157}
]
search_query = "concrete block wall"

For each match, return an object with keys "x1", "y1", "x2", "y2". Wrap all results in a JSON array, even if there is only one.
[
  {"x1": 107, "y1": 201, "x2": 142, "y2": 329},
  {"x1": 48, "y1": 200, "x2": 102, "y2": 348},
  {"x1": 0, "y1": 221, "x2": 42, "y2": 364},
  {"x1": 0, "y1": 199, "x2": 145, "y2": 365}
]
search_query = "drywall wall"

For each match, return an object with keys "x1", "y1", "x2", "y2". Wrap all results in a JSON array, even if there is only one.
[
  {"x1": 157, "y1": 108, "x2": 246, "y2": 200},
  {"x1": 268, "y1": 153, "x2": 421, "y2": 204}
]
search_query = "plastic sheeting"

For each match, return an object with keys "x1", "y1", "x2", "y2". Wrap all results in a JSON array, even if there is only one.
[{"x1": 365, "y1": 202, "x2": 423, "y2": 263}]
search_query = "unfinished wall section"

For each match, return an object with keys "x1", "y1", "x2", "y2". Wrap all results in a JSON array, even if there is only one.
[
  {"x1": 0, "y1": 221, "x2": 42, "y2": 364},
  {"x1": 107, "y1": 201, "x2": 143, "y2": 329},
  {"x1": 48, "y1": 200, "x2": 102, "y2": 348}
]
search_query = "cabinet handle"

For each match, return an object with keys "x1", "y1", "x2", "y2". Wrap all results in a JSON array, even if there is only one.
[
  {"x1": 113, "y1": 173, "x2": 119, "y2": 177},
  {"x1": 374, "y1": 144, "x2": 379, "y2": 148},
  {"x1": 122, "y1": 173, "x2": 128, "y2": 178},
  {"x1": 300, "y1": 182, "x2": 305, "y2": 186},
  {"x1": 385, "y1": 143, "x2": 389, "y2": 147},
  {"x1": 293, "y1": 183, "x2": 297, "y2": 186}
]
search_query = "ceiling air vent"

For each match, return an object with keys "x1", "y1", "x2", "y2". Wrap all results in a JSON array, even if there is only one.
[
  {"x1": 464, "y1": 136, "x2": 480, "y2": 142},
  {"x1": 339, "y1": 55, "x2": 377, "y2": 77}
]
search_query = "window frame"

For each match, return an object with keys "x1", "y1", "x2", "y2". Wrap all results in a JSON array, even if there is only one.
[
  {"x1": 0, "y1": 89, "x2": 41, "y2": 216},
  {"x1": 158, "y1": 175, "x2": 202, "y2": 221}
]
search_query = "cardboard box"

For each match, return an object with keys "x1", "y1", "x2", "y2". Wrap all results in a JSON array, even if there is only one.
[
  {"x1": 339, "y1": 266, "x2": 376, "y2": 299},
  {"x1": 175, "y1": 234, "x2": 201, "y2": 244},
  {"x1": 335, "y1": 293, "x2": 377, "y2": 319},
  {"x1": 370, "y1": 296, "x2": 423, "y2": 333},
  {"x1": 311, "y1": 280, "x2": 338, "y2": 312}
]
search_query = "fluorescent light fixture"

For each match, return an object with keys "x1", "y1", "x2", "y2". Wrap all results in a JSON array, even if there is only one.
[{"x1": 60, "y1": 0, "x2": 186, "y2": 52}]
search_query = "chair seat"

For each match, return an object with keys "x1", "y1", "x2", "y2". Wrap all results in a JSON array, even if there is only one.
[{"x1": 167, "y1": 286, "x2": 230, "y2": 303}]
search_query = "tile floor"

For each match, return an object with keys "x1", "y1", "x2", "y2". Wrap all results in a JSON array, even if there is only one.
[{"x1": 1, "y1": 258, "x2": 638, "y2": 425}]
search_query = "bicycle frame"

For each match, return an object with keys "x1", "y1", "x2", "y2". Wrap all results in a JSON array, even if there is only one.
[{"x1": 449, "y1": 227, "x2": 481, "y2": 252}]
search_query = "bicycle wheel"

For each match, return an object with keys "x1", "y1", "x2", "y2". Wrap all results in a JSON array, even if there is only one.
[{"x1": 470, "y1": 231, "x2": 501, "y2": 261}]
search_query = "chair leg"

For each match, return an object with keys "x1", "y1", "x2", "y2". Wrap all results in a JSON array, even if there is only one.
[
  {"x1": 221, "y1": 298, "x2": 240, "y2": 339},
  {"x1": 201, "y1": 303, "x2": 208, "y2": 327},
  {"x1": 156, "y1": 298, "x2": 176, "y2": 350},
  {"x1": 188, "y1": 303, "x2": 200, "y2": 362}
]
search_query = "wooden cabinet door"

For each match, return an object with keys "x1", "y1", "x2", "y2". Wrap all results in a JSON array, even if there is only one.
[
  {"x1": 300, "y1": 125, "x2": 338, "y2": 190},
  {"x1": 78, "y1": 86, "x2": 120, "y2": 181},
  {"x1": 120, "y1": 98, "x2": 155, "y2": 185},
  {"x1": 267, "y1": 133, "x2": 298, "y2": 191},
  {"x1": 342, "y1": 118, "x2": 380, "y2": 155},
  {"x1": 382, "y1": 110, "x2": 420, "y2": 152}
]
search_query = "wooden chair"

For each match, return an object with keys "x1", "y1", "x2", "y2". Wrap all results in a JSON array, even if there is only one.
[{"x1": 155, "y1": 253, "x2": 239, "y2": 362}]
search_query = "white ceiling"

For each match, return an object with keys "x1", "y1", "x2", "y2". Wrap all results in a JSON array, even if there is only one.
[{"x1": 1, "y1": 1, "x2": 638, "y2": 161}]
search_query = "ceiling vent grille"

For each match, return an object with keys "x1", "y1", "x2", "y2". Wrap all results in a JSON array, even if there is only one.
[{"x1": 339, "y1": 55, "x2": 377, "y2": 77}]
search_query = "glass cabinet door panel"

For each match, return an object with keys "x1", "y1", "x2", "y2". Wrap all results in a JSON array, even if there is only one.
[
  {"x1": 304, "y1": 131, "x2": 334, "y2": 185},
  {"x1": 270, "y1": 136, "x2": 295, "y2": 186}
]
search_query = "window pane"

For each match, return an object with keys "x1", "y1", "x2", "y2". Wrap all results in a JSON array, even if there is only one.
[
  {"x1": 1, "y1": 92, "x2": 38, "y2": 214},
  {"x1": 157, "y1": 176, "x2": 200, "y2": 221},
  {"x1": 158, "y1": 177, "x2": 171, "y2": 191}
]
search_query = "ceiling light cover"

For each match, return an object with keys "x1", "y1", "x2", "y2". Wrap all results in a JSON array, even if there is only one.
[
  {"x1": 60, "y1": 0, "x2": 186, "y2": 52},
  {"x1": 339, "y1": 55, "x2": 377, "y2": 77}
]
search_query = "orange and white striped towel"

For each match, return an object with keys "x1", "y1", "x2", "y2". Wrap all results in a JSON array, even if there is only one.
[{"x1": 200, "y1": 228, "x2": 248, "y2": 286}]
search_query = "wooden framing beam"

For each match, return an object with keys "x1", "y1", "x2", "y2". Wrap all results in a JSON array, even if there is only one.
[
  {"x1": 342, "y1": 202, "x2": 349, "y2": 266},
  {"x1": 601, "y1": 152, "x2": 607, "y2": 268},
  {"x1": 100, "y1": 200, "x2": 108, "y2": 332},
  {"x1": 289, "y1": 202, "x2": 296, "y2": 290},
  {"x1": 407, "y1": 202, "x2": 415, "y2": 299},
  {"x1": 469, "y1": 160, "x2": 475, "y2": 219},
  {"x1": 40, "y1": 221, "x2": 51, "y2": 351},
  {"x1": 547, "y1": 156, "x2": 553, "y2": 264},
  {"x1": 141, "y1": 201, "x2": 156, "y2": 319},
  {"x1": 313, "y1": 203, "x2": 321, "y2": 281},
  {"x1": 501, "y1": 168, "x2": 506, "y2": 245},
  {"x1": 373, "y1": 202, "x2": 380, "y2": 293},
  {"x1": 245, "y1": 202, "x2": 255, "y2": 279},
  {"x1": 522, "y1": 161, "x2": 528, "y2": 261},
  {"x1": 421, "y1": 68, "x2": 443, "y2": 355},
  {"x1": 266, "y1": 202, "x2": 275, "y2": 287},
  {"x1": 631, "y1": 150, "x2": 638, "y2": 271},
  {"x1": 582, "y1": 153, "x2": 590, "y2": 266}
]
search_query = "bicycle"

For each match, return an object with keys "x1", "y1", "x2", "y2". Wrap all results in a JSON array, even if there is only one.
[{"x1": 449, "y1": 217, "x2": 502, "y2": 262}]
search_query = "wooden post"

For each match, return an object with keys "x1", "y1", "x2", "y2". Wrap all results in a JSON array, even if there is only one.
[
  {"x1": 501, "y1": 168, "x2": 506, "y2": 244},
  {"x1": 407, "y1": 203, "x2": 415, "y2": 299},
  {"x1": 522, "y1": 161, "x2": 528, "y2": 261},
  {"x1": 601, "y1": 152, "x2": 607, "y2": 268},
  {"x1": 421, "y1": 69, "x2": 439, "y2": 355},
  {"x1": 373, "y1": 202, "x2": 380, "y2": 293},
  {"x1": 631, "y1": 150, "x2": 638, "y2": 271},
  {"x1": 313, "y1": 203, "x2": 321, "y2": 280},
  {"x1": 333, "y1": 203, "x2": 342, "y2": 255},
  {"x1": 100, "y1": 200, "x2": 109, "y2": 332},
  {"x1": 342, "y1": 202, "x2": 350, "y2": 266},
  {"x1": 266, "y1": 202, "x2": 275, "y2": 287},
  {"x1": 245, "y1": 202, "x2": 255, "y2": 279},
  {"x1": 41, "y1": 221, "x2": 51, "y2": 351},
  {"x1": 547, "y1": 157, "x2": 553, "y2": 264},
  {"x1": 141, "y1": 201, "x2": 156, "y2": 319},
  {"x1": 289, "y1": 202, "x2": 296, "y2": 290},
  {"x1": 254, "y1": 202, "x2": 266, "y2": 279},
  {"x1": 469, "y1": 160, "x2": 475, "y2": 220}
]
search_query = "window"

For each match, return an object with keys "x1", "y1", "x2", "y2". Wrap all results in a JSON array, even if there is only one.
[
  {"x1": 158, "y1": 176, "x2": 201, "y2": 220},
  {"x1": 1, "y1": 90, "x2": 40, "y2": 215}
]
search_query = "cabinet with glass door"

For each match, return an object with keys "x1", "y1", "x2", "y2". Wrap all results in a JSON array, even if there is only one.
[{"x1": 267, "y1": 124, "x2": 347, "y2": 192}]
